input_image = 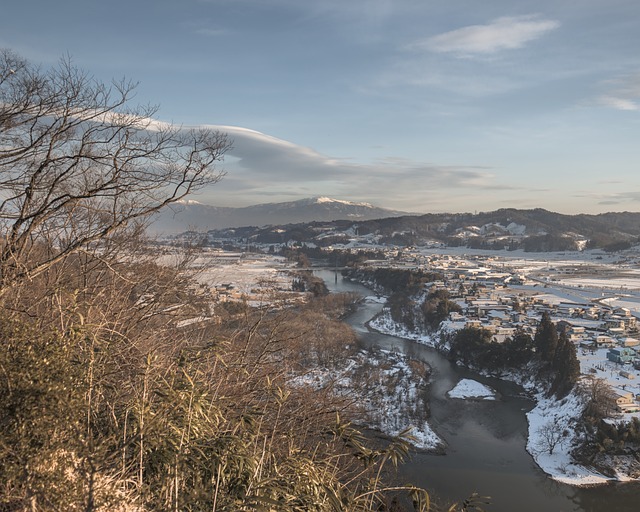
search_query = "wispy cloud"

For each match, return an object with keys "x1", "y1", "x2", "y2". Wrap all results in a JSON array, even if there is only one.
[
  {"x1": 597, "y1": 73, "x2": 640, "y2": 111},
  {"x1": 410, "y1": 15, "x2": 560, "y2": 57},
  {"x1": 598, "y1": 96, "x2": 638, "y2": 111},
  {"x1": 188, "y1": 125, "x2": 498, "y2": 210},
  {"x1": 181, "y1": 18, "x2": 230, "y2": 38},
  {"x1": 576, "y1": 190, "x2": 640, "y2": 205}
]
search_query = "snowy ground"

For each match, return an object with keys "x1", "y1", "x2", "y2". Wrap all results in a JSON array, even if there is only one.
[
  {"x1": 290, "y1": 349, "x2": 444, "y2": 452},
  {"x1": 369, "y1": 311, "x2": 439, "y2": 349},
  {"x1": 156, "y1": 249, "x2": 301, "y2": 305},
  {"x1": 447, "y1": 379, "x2": 497, "y2": 400},
  {"x1": 525, "y1": 391, "x2": 613, "y2": 486},
  {"x1": 364, "y1": 295, "x2": 387, "y2": 304},
  {"x1": 559, "y1": 276, "x2": 640, "y2": 292}
]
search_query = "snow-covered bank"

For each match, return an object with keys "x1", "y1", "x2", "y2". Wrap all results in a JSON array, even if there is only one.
[
  {"x1": 525, "y1": 391, "x2": 614, "y2": 486},
  {"x1": 447, "y1": 379, "x2": 497, "y2": 400},
  {"x1": 526, "y1": 388, "x2": 640, "y2": 486},
  {"x1": 290, "y1": 348, "x2": 444, "y2": 452},
  {"x1": 368, "y1": 309, "x2": 438, "y2": 348}
]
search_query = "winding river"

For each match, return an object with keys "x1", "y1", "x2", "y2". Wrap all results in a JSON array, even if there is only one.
[{"x1": 315, "y1": 270, "x2": 640, "y2": 512}]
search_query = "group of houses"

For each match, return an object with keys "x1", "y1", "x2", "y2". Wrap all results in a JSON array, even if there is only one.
[{"x1": 362, "y1": 250, "x2": 640, "y2": 414}]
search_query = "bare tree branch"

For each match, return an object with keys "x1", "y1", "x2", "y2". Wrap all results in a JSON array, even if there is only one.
[{"x1": 0, "y1": 49, "x2": 230, "y2": 286}]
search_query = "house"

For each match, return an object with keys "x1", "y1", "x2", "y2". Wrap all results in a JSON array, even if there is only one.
[
  {"x1": 619, "y1": 337, "x2": 640, "y2": 348},
  {"x1": 608, "y1": 327, "x2": 626, "y2": 337},
  {"x1": 449, "y1": 312, "x2": 466, "y2": 323},
  {"x1": 604, "y1": 318, "x2": 626, "y2": 331},
  {"x1": 493, "y1": 327, "x2": 517, "y2": 344},
  {"x1": 595, "y1": 335, "x2": 615, "y2": 346},
  {"x1": 607, "y1": 347, "x2": 637, "y2": 364},
  {"x1": 583, "y1": 306, "x2": 601, "y2": 320},
  {"x1": 510, "y1": 312, "x2": 528, "y2": 323},
  {"x1": 613, "y1": 389, "x2": 636, "y2": 412}
]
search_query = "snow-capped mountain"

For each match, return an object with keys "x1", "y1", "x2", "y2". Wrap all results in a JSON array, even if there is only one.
[{"x1": 150, "y1": 197, "x2": 409, "y2": 234}]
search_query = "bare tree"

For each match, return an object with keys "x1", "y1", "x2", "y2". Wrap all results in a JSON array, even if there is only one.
[
  {"x1": 579, "y1": 375, "x2": 619, "y2": 421},
  {"x1": 536, "y1": 421, "x2": 565, "y2": 455},
  {"x1": 0, "y1": 49, "x2": 230, "y2": 287}
]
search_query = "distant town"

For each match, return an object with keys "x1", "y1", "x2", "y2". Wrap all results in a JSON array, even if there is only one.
[{"x1": 163, "y1": 228, "x2": 640, "y2": 420}]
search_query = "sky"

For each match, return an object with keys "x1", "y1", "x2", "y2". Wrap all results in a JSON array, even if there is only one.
[{"x1": 2, "y1": 0, "x2": 640, "y2": 214}]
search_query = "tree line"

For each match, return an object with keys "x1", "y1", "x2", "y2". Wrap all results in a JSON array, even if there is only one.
[{"x1": 447, "y1": 312, "x2": 580, "y2": 399}]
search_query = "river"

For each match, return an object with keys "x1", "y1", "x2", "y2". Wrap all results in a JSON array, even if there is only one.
[{"x1": 315, "y1": 270, "x2": 640, "y2": 512}]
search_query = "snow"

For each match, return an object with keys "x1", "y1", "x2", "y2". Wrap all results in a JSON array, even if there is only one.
[
  {"x1": 404, "y1": 421, "x2": 443, "y2": 451},
  {"x1": 369, "y1": 312, "x2": 438, "y2": 348},
  {"x1": 506, "y1": 222, "x2": 527, "y2": 236},
  {"x1": 156, "y1": 249, "x2": 299, "y2": 302},
  {"x1": 526, "y1": 391, "x2": 614, "y2": 486},
  {"x1": 559, "y1": 276, "x2": 640, "y2": 292},
  {"x1": 447, "y1": 379, "x2": 497, "y2": 400},
  {"x1": 314, "y1": 196, "x2": 372, "y2": 207},
  {"x1": 289, "y1": 348, "x2": 444, "y2": 452},
  {"x1": 176, "y1": 316, "x2": 211, "y2": 328},
  {"x1": 578, "y1": 347, "x2": 640, "y2": 420}
]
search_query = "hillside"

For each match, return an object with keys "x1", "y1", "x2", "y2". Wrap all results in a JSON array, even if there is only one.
[
  {"x1": 353, "y1": 209, "x2": 640, "y2": 250},
  {"x1": 200, "y1": 208, "x2": 640, "y2": 252}
]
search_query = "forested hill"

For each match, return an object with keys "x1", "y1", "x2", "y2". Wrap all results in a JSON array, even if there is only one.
[
  {"x1": 203, "y1": 208, "x2": 640, "y2": 252},
  {"x1": 354, "y1": 209, "x2": 640, "y2": 248}
]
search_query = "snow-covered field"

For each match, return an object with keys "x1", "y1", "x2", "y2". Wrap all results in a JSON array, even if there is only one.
[
  {"x1": 559, "y1": 276, "x2": 640, "y2": 291},
  {"x1": 156, "y1": 249, "x2": 300, "y2": 304},
  {"x1": 191, "y1": 253, "x2": 295, "y2": 295}
]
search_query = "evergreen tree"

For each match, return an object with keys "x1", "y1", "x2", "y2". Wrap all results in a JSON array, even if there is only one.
[
  {"x1": 551, "y1": 330, "x2": 581, "y2": 398},
  {"x1": 503, "y1": 328, "x2": 534, "y2": 368},
  {"x1": 534, "y1": 312, "x2": 558, "y2": 363}
]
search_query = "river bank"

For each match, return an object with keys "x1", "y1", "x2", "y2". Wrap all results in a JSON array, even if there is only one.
[
  {"x1": 289, "y1": 329, "x2": 445, "y2": 452},
  {"x1": 316, "y1": 269, "x2": 640, "y2": 511},
  {"x1": 367, "y1": 296, "x2": 640, "y2": 486}
]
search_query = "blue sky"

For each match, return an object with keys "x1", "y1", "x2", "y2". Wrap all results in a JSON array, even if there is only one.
[{"x1": 2, "y1": 0, "x2": 640, "y2": 214}]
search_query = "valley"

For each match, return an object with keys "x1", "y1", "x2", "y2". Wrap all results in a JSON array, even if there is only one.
[{"x1": 165, "y1": 232, "x2": 640, "y2": 510}]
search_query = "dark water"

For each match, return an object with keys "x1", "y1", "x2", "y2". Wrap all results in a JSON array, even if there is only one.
[{"x1": 315, "y1": 270, "x2": 640, "y2": 512}]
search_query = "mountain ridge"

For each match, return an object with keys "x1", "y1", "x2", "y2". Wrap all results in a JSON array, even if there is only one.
[
  {"x1": 151, "y1": 196, "x2": 410, "y2": 233},
  {"x1": 197, "y1": 207, "x2": 640, "y2": 252}
]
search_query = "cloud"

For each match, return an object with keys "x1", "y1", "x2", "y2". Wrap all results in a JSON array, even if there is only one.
[
  {"x1": 610, "y1": 191, "x2": 640, "y2": 203},
  {"x1": 597, "y1": 74, "x2": 640, "y2": 111},
  {"x1": 576, "y1": 190, "x2": 640, "y2": 205},
  {"x1": 213, "y1": 125, "x2": 347, "y2": 182},
  {"x1": 598, "y1": 95, "x2": 638, "y2": 111},
  {"x1": 181, "y1": 18, "x2": 230, "y2": 38},
  {"x1": 185, "y1": 124, "x2": 498, "y2": 211},
  {"x1": 411, "y1": 15, "x2": 560, "y2": 56}
]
